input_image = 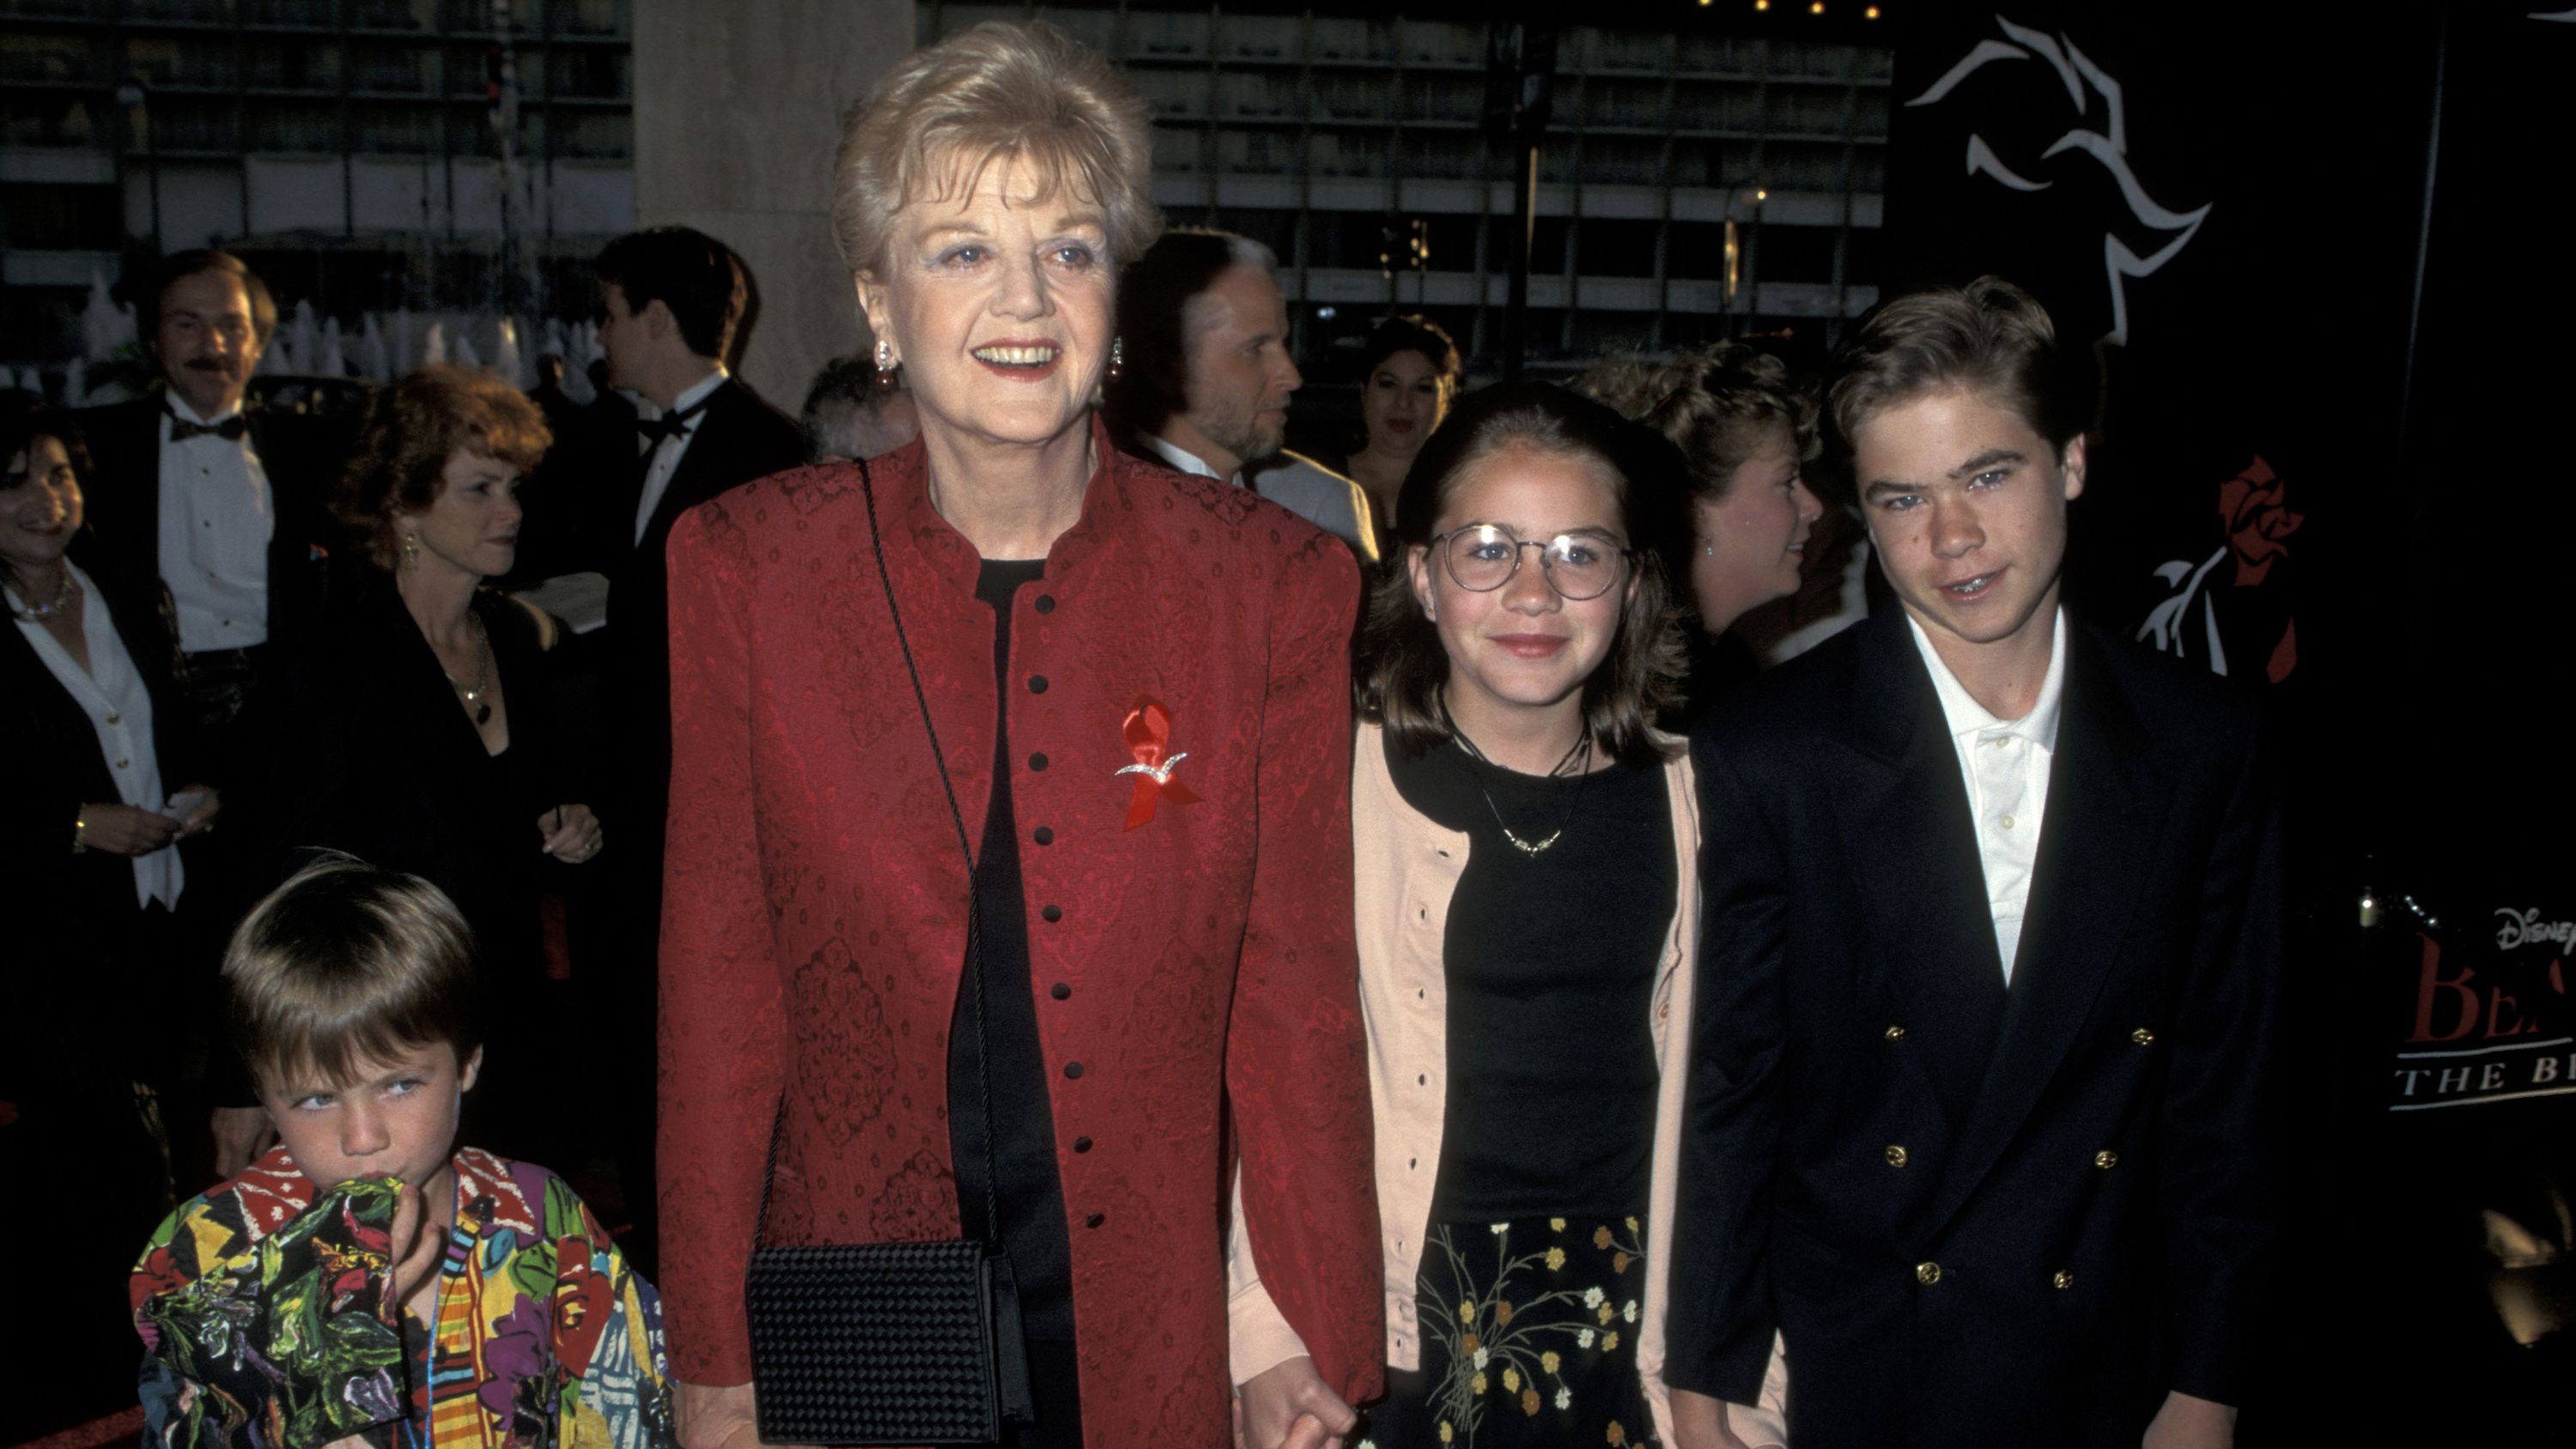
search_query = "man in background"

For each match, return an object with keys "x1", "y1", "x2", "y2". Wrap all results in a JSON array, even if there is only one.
[{"x1": 1107, "y1": 228, "x2": 1376, "y2": 563}]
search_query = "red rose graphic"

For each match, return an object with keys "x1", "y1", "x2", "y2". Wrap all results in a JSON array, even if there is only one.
[{"x1": 2218, "y1": 457, "x2": 2303, "y2": 587}]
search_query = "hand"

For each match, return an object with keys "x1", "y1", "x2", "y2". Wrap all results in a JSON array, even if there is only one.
[
  {"x1": 79, "y1": 802, "x2": 180, "y2": 856},
  {"x1": 1668, "y1": 1389, "x2": 1758, "y2": 1449},
  {"x1": 386, "y1": 1181, "x2": 446, "y2": 1312},
  {"x1": 539, "y1": 803, "x2": 604, "y2": 863},
  {"x1": 676, "y1": 1380, "x2": 815, "y2": 1449},
  {"x1": 173, "y1": 784, "x2": 222, "y2": 838},
  {"x1": 210, "y1": 1106, "x2": 276, "y2": 1179},
  {"x1": 1236, "y1": 1355, "x2": 1355, "y2": 1449},
  {"x1": 2142, "y1": 1390, "x2": 2236, "y2": 1449}
]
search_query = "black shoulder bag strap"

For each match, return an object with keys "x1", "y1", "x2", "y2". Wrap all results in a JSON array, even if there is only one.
[{"x1": 744, "y1": 455, "x2": 1035, "y2": 1441}]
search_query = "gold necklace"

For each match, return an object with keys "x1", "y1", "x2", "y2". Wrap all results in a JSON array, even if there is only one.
[
  {"x1": 1443, "y1": 710, "x2": 1595, "y2": 858},
  {"x1": 441, "y1": 612, "x2": 494, "y2": 725}
]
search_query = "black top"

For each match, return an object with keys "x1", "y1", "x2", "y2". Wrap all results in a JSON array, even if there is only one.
[
  {"x1": 1388, "y1": 731, "x2": 1675, "y2": 1221},
  {"x1": 1, "y1": 549, "x2": 201, "y2": 1084},
  {"x1": 1674, "y1": 628, "x2": 1762, "y2": 731},
  {"x1": 948, "y1": 558, "x2": 1078, "y2": 1345},
  {"x1": 252, "y1": 573, "x2": 568, "y2": 982}
]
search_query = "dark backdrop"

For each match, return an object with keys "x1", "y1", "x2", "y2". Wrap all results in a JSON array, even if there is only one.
[{"x1": 1883, "y1": 3, "x2": 2574, "y2": 1440}]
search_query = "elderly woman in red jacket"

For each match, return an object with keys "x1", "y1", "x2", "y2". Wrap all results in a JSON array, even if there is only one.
[{"x1": 657, "y1": 21, "x2": 1383, "y2": 1449}]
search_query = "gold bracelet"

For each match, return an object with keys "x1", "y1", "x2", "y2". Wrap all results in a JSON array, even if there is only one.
[{"x1": 73, "y1": 812, "x2": 88, "y2": 854}]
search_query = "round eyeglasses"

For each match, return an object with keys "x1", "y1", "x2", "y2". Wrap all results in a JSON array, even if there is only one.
[{"x1": 1428, "y1": 524, "x2": 1633, "y2": 602}]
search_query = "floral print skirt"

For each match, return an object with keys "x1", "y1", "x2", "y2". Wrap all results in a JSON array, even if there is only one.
[{"x1": 1358, "y1": 1212, "x2": 1651, "y2": 1449}]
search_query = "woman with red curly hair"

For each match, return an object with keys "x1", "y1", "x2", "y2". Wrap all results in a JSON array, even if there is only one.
[{"x1": 246, "y1": 365, "x2": 605, "y2": 1158}]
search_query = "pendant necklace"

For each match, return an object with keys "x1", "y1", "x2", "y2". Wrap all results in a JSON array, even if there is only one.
[
  {"x1": 1443, "y1": 704, "x2": 1595, "y2": 858},
  {"x1": 444, "y1": 612, "x2": 495, "y2": 725},
  {"x1": 6, "y1": 568, "x2": 74, "y2": 623}
]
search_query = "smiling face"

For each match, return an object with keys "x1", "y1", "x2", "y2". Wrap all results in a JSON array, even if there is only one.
[
  {"x1": 402, "y1": 446, "x2": 524, "y2": 581},
  {"x1": 153, "y1": 268, "x2": 258, "y2": 418},
  {"x1": 2, "y1": 434, "x2": 83, "y2": 584},
  {"x1": 1361, "y1": 349, "x2": 1449, "y2": 459},
  {"x1": 1853, "y1": 385, "x2": 2085, "y2": 664},
  {"x1": 1691, "y1": 424, "x2": 1823, "y2": 634},
  {"x1": 854, "y1": 153, "x2": 1115, "y2": 458},
  {"x1": 259, "y1": 1040, "x2": 480, "y2": 1194},
  {"x1": 1407, "y1": 440, "x2": 1634, "y2": 739}
]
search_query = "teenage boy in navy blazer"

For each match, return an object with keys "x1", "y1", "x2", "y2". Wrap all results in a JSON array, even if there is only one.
[{"x1": 1666, "y1": 277, "x2": 2282, "y2": 1449}]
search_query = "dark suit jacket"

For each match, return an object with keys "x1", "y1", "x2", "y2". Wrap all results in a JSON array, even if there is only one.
[
  {"x1": 1668, "y1": 607, "x2": 2282, "y2": 1449},
  {"x1": 73, "y1": 392, "x2": 344, "y2": 657},
  {"x1": 598, "y1": 375, "x2": 805, "y2": 831}
]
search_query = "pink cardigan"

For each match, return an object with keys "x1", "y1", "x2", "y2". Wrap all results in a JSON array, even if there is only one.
[{"x1": 1229, "y1": 720, "x2": 1790, "y2": 1445}]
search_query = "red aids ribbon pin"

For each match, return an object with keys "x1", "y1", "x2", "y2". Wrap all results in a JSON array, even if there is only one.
[{"x1": 1116, "y1": 697, "x2": 1201, "y2": 830}]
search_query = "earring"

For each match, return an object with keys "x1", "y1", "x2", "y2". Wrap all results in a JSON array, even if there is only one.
[
  {"x1": 873, "y1": 337, "x2": 898, "y2": 393},
  {"x1": 1106, "y1": 335, "x2": 1125, "y2": 384},
  {"x1": 1702, "y1": 543, "x2": 1716, "y2": 557},
  {"x1": 402, "y1": 531, "x2": 420, "y2": 569}
]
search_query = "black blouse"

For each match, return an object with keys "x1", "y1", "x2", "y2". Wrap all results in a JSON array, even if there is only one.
[
  {"x1": 1387, "y1": 731, "x2": 1675, "y2": 1222},
  {"x1": 253, "y1": 571, "x2": 570, "y2": 981}
]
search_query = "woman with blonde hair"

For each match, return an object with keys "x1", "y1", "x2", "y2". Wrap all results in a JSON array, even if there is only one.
[
  {"x1": 1577, "y1": 343, "x2": 1828, "y2": 716},
  {"x1": 656, "y1": 21, "x2": 1383, "y2": 1449}
]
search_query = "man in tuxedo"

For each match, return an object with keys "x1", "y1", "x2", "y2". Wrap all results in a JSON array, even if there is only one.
[
  {"x1": 75, "y1": 249, "x2": 349, "y2": 1182},
  {"x1": 1666, "y1": 278, "x2": 2281, "y2": 1449},
  {"x1": 77, "y1": 249, "x2": 341, "y2": 778},
  {"x1": 1105, "y1": 228, "x2": 1377, "y2": 562},
  {"x1": 586, "y1": 226, "x2": 805, "y2": 1271}
]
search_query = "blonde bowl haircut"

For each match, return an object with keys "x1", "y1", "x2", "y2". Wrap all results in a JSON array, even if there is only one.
[
  {"x1": 830, "y1": 20, "x2": 1162, "y2": 282},
  {"x1": 222, "y1": 853, "x2": 483, "y2": 1096}
]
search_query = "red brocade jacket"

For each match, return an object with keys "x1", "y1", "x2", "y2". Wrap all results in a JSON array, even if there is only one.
[{"x1": 655, "y1": 419, "x2": 1386, "y2": 1443}]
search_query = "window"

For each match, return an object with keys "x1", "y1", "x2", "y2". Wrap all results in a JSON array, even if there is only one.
[{"x1": 2, "y1": 183, "x2": 122, "y2": 250}]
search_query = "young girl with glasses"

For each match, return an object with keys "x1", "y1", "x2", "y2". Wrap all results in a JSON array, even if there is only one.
[{"x1": 1226, "y1": 384, "x2": 1789, "y2": 1448}]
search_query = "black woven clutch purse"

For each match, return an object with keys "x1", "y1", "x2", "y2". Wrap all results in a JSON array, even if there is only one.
[{"x1": 745, "y1": 1239, "x2": 1014, "y2": 1446}]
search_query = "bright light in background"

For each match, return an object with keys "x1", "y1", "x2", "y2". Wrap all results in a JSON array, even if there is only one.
[
  {"x1": 1867, "y1": 4, "x2": 1881, "y2": 15},
  {"x1": 1810, "y1": 2, "x2": 1826, "y2": 13},
  {"x1": 1753, "y1": 1, "x2": 1769, "y2": 11},
  {"x1": 1316, "y1": 306, "x2": 1338, "y2": 320}
]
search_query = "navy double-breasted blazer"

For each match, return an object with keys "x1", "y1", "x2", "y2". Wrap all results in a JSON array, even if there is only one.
[{"x1": 1667, "y1": 607, "x2": 2282, "y2": 1449}]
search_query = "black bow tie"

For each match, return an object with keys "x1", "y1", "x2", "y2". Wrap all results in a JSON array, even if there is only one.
[
  {"x1": 167, "y1": 409, "x2": 247, "y2": 442},
  {"x1": 636, "y1": 397, "x2": 711, "y2": 446}
]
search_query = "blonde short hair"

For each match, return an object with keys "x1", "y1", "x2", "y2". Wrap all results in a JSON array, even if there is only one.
[
  {"x1": 1574, "y1": 341, "x2": 1818, "y2": 505},
  {"x1": 222, "y1": 854, "x2": 482, "y2": 1093},
  {"x1": 830, "y1": 20, "x2": 1161, "y2": 278}
]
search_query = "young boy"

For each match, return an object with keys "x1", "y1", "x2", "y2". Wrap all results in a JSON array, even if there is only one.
[
  {"x1": 1664, "y1": 277, "x2": 2281, "y2": 1449},
  {"x1": 131, "y1": 856, "x2": 673, "y2": 1449}
]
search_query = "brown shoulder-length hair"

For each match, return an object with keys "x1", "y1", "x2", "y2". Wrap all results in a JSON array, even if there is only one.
[
  {"x1": 333, "y1": 366, "x2": 550, "y2": 569},
  {"x1": 1358, "y1": 382, "x2": 1691, "y2": 767}
]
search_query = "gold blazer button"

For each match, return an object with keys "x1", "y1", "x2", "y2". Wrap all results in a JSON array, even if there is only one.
[
  {"x1": 1915, "y1": 1261, "x2": 1941, "y2": 1286},
  {"x1": 2130, "y1": 1027, "x2": 2156, "y2": 1046},
  {"x1": 1885, "y1": 1144, "x2": 1909, "y2": 1168},
  {"x1": 2053, "y1": 1270, "x2": 2075, "y2": 1290},
  {"x1": 1885, "y1": 1024, "x2": 1908, "y2": 1041},
  {"x1": 2093, "y1": 1149, "x2": 2119, "y2": 1169}
]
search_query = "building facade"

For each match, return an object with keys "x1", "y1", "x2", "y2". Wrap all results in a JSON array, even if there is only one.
[
  {"x1": 917, "y1": 2, "x2": 1891, "y2": 375},
  {"x1": 2, "y1": 0, "x2": 636, "y2": 371}
]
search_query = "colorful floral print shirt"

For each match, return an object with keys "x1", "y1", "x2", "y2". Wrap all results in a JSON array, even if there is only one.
[{"x1": 131, "y1": 1146, "x2": 674, "y2": 1449}]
